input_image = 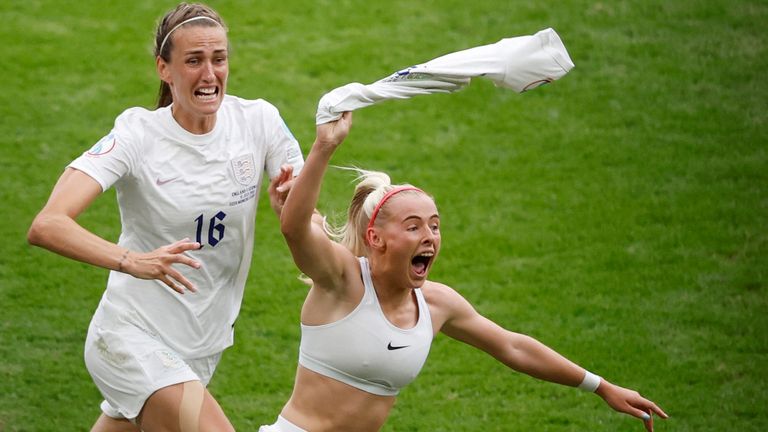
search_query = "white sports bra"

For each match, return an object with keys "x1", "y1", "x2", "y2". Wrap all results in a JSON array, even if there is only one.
[{"x1": 298, "y1": 257, "x2": 433, "y2": 396}]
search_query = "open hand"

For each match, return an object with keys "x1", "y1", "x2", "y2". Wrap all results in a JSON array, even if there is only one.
[
  {"x1": 121, "y1": 238, "x2": 202, "y2": 294},
  {"x1": 596, "y1": 380, "x2": 668, "y2": 431},
  {"x1": 268, "y1": 164, "x2": 295, "y2": 217}
]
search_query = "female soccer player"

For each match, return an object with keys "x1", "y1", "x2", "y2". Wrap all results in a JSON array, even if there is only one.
[
  {"x1": 262, "y1": 111, "x2": 668, "y2": 431},
  {"x1": 28, "y1": 3, "x2": 304, "y2": 431}
]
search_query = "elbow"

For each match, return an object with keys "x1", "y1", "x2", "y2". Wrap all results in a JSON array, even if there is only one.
[
  {"x1": 279, "y1": 216, "x2": 294, "y2": 239},
  {"x1": 280, "y1": 219, "x2": 304, "y2": 245},
  {"x1": 27, "y1": 213, "x2": 57, "y2": 247},
  {"x1": 279, "y1": 210, "x2": 309, "y2": 239},
  {"x1": 27, "y1": 214, "x2": 48, "y2": 246},
  {"x1": 280, "y1": 215, "x2": 313, "y2": 245}
]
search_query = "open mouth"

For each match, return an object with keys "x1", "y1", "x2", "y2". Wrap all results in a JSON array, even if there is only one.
[
  {"x1": 195, "y1": 86, "x2": 219, "y2": 102},
  {"x1": 411, "y1": 252, "x2": 434, "y2": 277}
]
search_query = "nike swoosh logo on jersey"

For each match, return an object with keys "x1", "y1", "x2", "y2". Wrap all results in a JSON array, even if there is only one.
[
  {"x1": 156, "y1": 176, "x2": 180, "y2": 186},
  {"x1": 387, "y1": 342, "x2": 410, "y2": 351}
]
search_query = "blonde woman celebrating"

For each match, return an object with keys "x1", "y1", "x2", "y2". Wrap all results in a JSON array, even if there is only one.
[{"x1": 261, "y1": 112, "x2": 668, "y2": 431}]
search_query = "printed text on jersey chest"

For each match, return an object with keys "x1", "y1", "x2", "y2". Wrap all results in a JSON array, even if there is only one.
[{"x1": 230, "y1": 184, "x2": 257, "y2": 206}]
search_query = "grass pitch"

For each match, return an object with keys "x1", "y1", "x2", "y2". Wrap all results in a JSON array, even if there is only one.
[{"x1": 1, "y1": 0, "x2": 766, "y2": 430}]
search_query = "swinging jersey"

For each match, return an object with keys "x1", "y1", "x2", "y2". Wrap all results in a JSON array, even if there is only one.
[
  {"x1": 69, "y1": 95, "x2": 304, "y2": 358},
  {"x1": 316, "y1": 28, "x2": 574, "y2": 124}
]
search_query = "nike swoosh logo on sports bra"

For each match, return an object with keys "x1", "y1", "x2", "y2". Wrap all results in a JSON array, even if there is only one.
[{"x1": 387, "y1": 342, "x2": 410, "y2": 351}]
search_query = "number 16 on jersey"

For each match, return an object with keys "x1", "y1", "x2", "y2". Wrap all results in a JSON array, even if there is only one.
[{"x1": 194, "y1": 211, "x2": 227, "y2": 248}]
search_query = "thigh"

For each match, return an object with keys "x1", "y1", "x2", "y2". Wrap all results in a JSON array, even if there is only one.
[
  {"x1": 259, "y1": 416, "x2": 308, "y2": 432},
  {"x1": 85, "y1": 319, "x2": 208, "y2": 420},
  {"x1": 90, "y1": 413, "x2": 141, "y2": 432},
  {"x1": 137, "y1": 381, "x2": 234, "y2": 432}
]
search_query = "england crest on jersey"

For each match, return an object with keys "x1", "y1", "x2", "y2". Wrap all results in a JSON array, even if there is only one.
[{"x1": 231, "y1": 153, "x2": 256, "y2": 186}]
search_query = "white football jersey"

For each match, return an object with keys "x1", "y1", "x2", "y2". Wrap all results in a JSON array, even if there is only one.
[
  {"x1": 70, "y1": 95, "x2": 304, "y2": 358},
  {"x1": 316, "y1": 28, "x2": 574, "y2": 124}
]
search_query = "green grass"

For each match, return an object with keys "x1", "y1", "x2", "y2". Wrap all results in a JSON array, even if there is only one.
[{"x1": 2, "y1": 0, "x2": 767, "y2": 430}]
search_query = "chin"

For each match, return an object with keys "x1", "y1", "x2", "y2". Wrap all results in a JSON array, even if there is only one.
[
  {"x1": 201, "y1": 98, "x2": 224, "y2": 112},
  {"x1": 410, "y1": 274, "x2": 429, "y2": 288}
]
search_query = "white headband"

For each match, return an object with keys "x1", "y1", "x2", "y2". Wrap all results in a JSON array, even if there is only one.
[{"x1": 158, "y1": 16, "x2": 221, "y2": 56}]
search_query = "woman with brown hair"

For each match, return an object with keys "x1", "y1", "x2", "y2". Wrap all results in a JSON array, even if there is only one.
[{"x1": 28, "y1": 3, "x2": 307, "y2": 430}]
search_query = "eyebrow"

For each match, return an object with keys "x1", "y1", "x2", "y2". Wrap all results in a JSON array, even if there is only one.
[
  {"x1": 183, "y1": 48, "x2": 228, "y2": 55},
  {"x1": 401, "y1": 214, "x2": 440, "y2": 223}
]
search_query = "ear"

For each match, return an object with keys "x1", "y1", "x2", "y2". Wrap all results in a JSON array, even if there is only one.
[
  {"x1": 156, "y1": 56, "x2": 172, "y2": 84},
  {"x1": 366, "y1": 227, "x2": 386, "y2": 252}
]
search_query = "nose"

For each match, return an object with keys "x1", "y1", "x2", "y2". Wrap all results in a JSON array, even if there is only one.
[
  {"x1": 201, "y1": 60, "x2": 215, "y2": 82},
  {"x1": 422, "y1": 228, "x2": 436, "y2": 245}
]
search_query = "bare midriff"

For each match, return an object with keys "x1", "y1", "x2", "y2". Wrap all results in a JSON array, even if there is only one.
[{"x1": 280, "y1": 366, "x2": 396, "y2": 432}]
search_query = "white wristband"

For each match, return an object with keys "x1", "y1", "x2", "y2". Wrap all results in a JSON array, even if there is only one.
[{"x1": 577, "y1": 371, "x2": 601, "y2": 392}]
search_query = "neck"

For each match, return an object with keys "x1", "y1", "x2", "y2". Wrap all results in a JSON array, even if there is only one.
[
  {"x1": 171, "y1": 106, "x2": 217, "y2": 134},
  {"x1": 368, "y1": 261, "x2": 421, "y2": 329},
  {"x1": 369, "y1": 262, "x2": 414, "y2": 306}
]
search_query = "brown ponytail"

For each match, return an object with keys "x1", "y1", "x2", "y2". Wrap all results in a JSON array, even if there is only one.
[{"x1": 153, "y1": 2, "x2": 226, "y2": 108}]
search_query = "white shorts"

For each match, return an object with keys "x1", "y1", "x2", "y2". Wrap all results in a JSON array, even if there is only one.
[
  {"x1": 259, "y1": 415, "x2": 308, "y2": 432},
  {"x1": 84, "y1": 314, "x2": 222, "y2": 420}
]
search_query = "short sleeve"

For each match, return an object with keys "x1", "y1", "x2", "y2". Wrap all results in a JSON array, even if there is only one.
[
  {"x1": 68, "y1": 109, "x2": 141, "y2": 191},
  {"x1": 262, "y1": 104, "x2": 304, "y2": 179}
]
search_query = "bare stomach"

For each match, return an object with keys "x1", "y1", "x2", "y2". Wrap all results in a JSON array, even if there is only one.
[{"x1": 280, "y1": 366, "x2": 397, "y2": 432}]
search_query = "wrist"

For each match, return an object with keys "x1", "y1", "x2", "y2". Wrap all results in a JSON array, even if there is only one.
[
  {"x1": 577, "y1": 370, "x2": 602, "y2": 393},
  {"x1": 312, "y1": 138, "x2": 340, "y2": 155},
  {"x1": 117, "y1": 250, "x2": 131, "y2": 273}
]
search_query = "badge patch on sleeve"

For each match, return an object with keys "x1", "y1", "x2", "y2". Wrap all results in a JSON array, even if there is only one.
[
  {"x1": 281, "y1": 119, "x2": 296, "y2": 141},
  {"x1": 87, "y1": 132, "x2": 117, "y2": 157}
]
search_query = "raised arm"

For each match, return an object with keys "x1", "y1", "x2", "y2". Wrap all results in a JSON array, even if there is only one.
[
  {"x1": 431, "y1": 283, "x2": 668, "y2": 431},
  {"x1": 280, "y1": 112, "x2": 352, "y2": 285},
  {"x1": 27, "y1": 168, "x2": 202, "y2": 293}
]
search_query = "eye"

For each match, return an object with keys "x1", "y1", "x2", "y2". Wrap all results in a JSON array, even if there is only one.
[{"x1": 186, "y1": 57, "x2": 200, "y2": 65}]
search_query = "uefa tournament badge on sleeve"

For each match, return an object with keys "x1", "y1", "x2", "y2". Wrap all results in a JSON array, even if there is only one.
[{"x1": 87, "y1": 132, "x2": 117, "y2": 157}]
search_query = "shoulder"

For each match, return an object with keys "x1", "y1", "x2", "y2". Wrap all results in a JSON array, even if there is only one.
[
  {"x1": 422, "y1": 281, "x2": 502, "y2": 341},
  {"x1": 421, "y1": 280, "x2": 464, "y2": 304},
  {"x1": 112, "y1": 106, "x2": 164, "y2": 137},
  {"x1": 222, "y1": 94, "x2": 280, "y2": 118},
  {"x1": 421, "y1": 281, "x2": 476, "y2": 320},
  {"x1": 102, "y1": 107, "x2": 153, "y2": 153},
  {"x1": 112, "y1": 106, "x2": 152, "y2": 128},
  {"x1": 219, "y1": 95, "x2": 288, "y2": 135}
]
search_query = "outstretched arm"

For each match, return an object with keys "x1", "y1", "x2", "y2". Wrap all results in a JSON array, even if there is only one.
[
  {"x1": 434, "y1": 284, "x2": 668, "y2": 431},
  {"x1": 280, "y1": 112, "x2": 353, "y2": 285},
  {"x1": 28, "y1": 168, "x2": 202, "y2": 293}
]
